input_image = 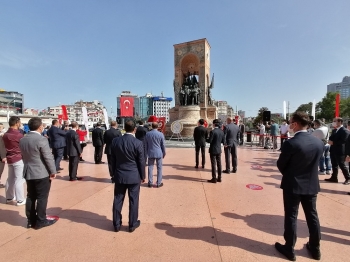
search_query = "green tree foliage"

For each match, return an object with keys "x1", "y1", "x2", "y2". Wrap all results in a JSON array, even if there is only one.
[
  {"x1": 340, "y1": 97, "x2": 350, "y2": 118},
  {"x1": 294, "y1": 102, "x2": 312, "y2": 114},
  {"x1": 316, "y1": 92, "x2": 336, "y2": 122},
  {"x1": 254, "y1": 107, "x2": 269, "y2": 125}
]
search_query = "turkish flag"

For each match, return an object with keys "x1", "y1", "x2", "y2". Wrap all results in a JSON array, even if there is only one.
[{"x1": 120, "y1": 97, "x2": 134, "y2": 117}]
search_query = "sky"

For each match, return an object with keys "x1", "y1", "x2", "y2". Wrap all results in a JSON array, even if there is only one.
[{"x1": 1, "y1": 0, "x2": 350, "y2": 118}]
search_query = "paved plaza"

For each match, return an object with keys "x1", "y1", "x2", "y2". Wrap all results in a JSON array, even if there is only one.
[{"x1": 0, "y1": 144, "x2": 349, "y2": 261}]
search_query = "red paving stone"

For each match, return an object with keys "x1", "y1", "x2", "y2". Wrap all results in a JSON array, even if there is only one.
[{"x1": 0, "y1": 144, "x2": 349, "y2": 261}]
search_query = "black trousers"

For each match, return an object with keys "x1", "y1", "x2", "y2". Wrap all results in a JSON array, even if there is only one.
[
  {"x1": 26, "y1": 177, "x2": 51, "y2": 224},
  {"x1": 210, "y1": 153, "x2": 222, "y2": 179},
  {"x1": 68, "y1": 156, "x2": 79, "y2": 179},
  {"x1": 283, "y1": 192, "x2": 321, "y2": 252},
  {"x1": 239, "y1": 133, "x2": 244, "y2": 145},
  {"x1": 195, "y1": 145, "x2": 205, "y2": 167},
  {"x1": 94, "y1": 146, "x2": 103, "y2": 163},
  {"x1": 107, "y1": 154, "x2": 113, "y2": 177},
  {"x1": 112, "y1": 183, "x2": 140, "y2": 228},
  {"x1": 52, "y1": 147, "x2": 64, "y2": 171},
  {"x1": 63, "y1": 146, "x2": 68, "y2": 159},
  {"x1": 224, "y1": 145, "x2": 237, "y2": 171},
  {"x1": 280, "y1": 136, "x2": 287, "y2": 148},
  {"x1": 330, "y1": 152, "x2": 350, "y2": 180}
]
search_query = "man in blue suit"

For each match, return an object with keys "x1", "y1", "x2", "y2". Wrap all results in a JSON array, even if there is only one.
[
  {"x1": 47, "y1": 120, "x2": 67, "y2": 172},
  {"x1": 276, "y1": 112, "x2": 323, "y2": 261},
  {"x1": 145, "y1": 122, "x2": 166, "y2": 188},
  {"x1": 110, "y1": 120, "x2": 145, "y2": 233}
]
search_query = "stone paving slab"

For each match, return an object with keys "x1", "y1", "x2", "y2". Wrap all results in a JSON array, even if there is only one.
[{"x1": 0, "y1": 144, "x2": 349, "y2": 261}]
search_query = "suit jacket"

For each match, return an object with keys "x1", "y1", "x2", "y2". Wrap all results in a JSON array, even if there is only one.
[
  {"x1": 66, "y1": 129, "x2": 82, "y2": 157},
  {"x1": 92, "y1": 127, "x2": 104, "y2": 147},
  {"x1": 19, "y1": 132, "x2": 57, "y2": 180},
  {"x1": 47, "y1": 125, "x2": 67, "y2": 149},
  {"x1": 329, "y1": 126, "x2": 349, "y2": 155},
  {"x1": 277, "y1": 131, "x2": 323, "y2": 195},
  {"x1": 193, "y1": 125, "x2": 208, "y2": 147},
  {"x1": 135, "y1": 126, "x2": 148, "y2": 142},
  {"x1": 224, "y1": 123, "x2": 240, "y2": 147},
  {"x1": 239, "y1": 124, "x2": 245, "y2": 134},
  {"x1": 104, "y1": 128, "x2": 122, "y2": 154},
  {"x1": 207, "y1": 127, "x2": 225, "y2": 155},
  {"x1": 0, "y1": 135, "x2": 6, "y2": 161},
  {"x1": 145, "y1": 129, "x2": 166, "y2": 159},
  {"x1": 111, "y1": 134, "x2": 145, "y2": 184}
]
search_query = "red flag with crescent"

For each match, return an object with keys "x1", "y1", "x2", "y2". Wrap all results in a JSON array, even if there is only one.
[{"x1": 120, "y1": 97, "x2": 134, "y2": 117}]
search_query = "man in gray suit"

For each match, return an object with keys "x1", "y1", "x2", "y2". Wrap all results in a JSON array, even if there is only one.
[
  {"x1": 145, "y1": 122, "x2": 166, "y2": 188},
  {"x1": 223, "y1": 117, "x2": 240, "y2": 174},
  {"x1": 19, "y1": 117, "x2": 58, "y2": 229}
]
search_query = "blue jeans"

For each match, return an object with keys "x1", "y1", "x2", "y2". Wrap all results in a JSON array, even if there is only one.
[
  {"x1": 319, "y1": 145, "x2": 331, "y2": 172},
  {"x1": 148, "y1": 158, "x2": 163, "y2": 185}
]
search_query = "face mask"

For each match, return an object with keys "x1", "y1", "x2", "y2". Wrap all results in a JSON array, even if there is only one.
[
  {"x1": 288, "y1": 123, "x2": 294, "y2": 133},
  {"x1": 332, "y1": 122, "x2": 337, "y2": 127}
]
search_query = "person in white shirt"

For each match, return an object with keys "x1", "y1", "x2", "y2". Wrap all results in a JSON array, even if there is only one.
[
  {"x1": 279, "y1": 120, "x2": 289, "y2": 151},
  {"x1": 312, "y1": 119, "x2": 331, "y2": 175},
  {"x1": 258, "y1": 122, "x2": 265, "y2": 147}
]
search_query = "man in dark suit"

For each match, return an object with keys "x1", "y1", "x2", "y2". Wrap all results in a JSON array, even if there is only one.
[
  {"x1": 111, "y1": 120, "x2": 145, "y2": 233},
  {"x1": 193, "y1": 119, "x2": 208, "y2": 168},
  {"x1": 238, "y1": 120, "x2": 245, "y2": 145},
  {"x1": 66, "y1": 122, "x2": 82, "y2": 181},
  {"x1": 276, "y1": 112, "x2": 323, "y2": 261},
  {"x1": 135, "y1": 120, "x2": 148, "y2": 165},
  {"x1": 47, "y1": 119, "x2": 67, "y2": 172},
  {"x1": 104, "y1": 121, "x2": 122, "y2": 180},
  {"x1": 325, "y1": 117, "x2": 350, "y2": 185},
  {"x1": 207, "y1": 119, "x2": 225, "y2": 183},
  {"x1": 61, "y1": 120, "x2": 69, "y2": 160},
  {"x1": 223, "y1": 117, "x2": 240, "y2": 174},
  {"x1": 92, "y1": 122, "x2": 104, "y2": 164}
]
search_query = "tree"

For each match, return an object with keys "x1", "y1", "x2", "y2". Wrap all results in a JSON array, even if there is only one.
[
  {"x1": 316, "y1": 92, "x2": 336, "y2": 122},
  {"x1": 294, "y1": 102, "x2": 312, "y2": 114},
  {"x1": 340, "y1": 96, "x2": 350, "y2": 118},
  {"x1": 253, "y1": 107, "x2": 269, "y2": 125}
]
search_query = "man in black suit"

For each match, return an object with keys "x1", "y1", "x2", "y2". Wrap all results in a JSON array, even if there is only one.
[
  {"x1": 193, "y1": 119, "x2": 208, "y2": 168},
  {"x1": 66, "y1": 122, "x2": 82, "y2": 181},
  {"x1": 135, "y1": 120, "x2": 148, "y2": 165},
  {"x1": 207, "y1": 119, "x2": 225, "y2": 183},
  {"x1": 61, "y1": 120, "x2": 69, "y2": 160},
  {"x1": 223, "y1": 117, "x2": 240, "y2": 174},
  {"x1": 238, "y1": 120, "x2": 245, "y2": 145},
  {"x1": 92, "y1": 122, "x2": 104, "y2": 164},
  {"x1": 47, "y1": 119, "x2": 67, "y2": 172},
  {"x1": 276, "y1": 112, "x2": 323, "y2": 261},
  {"x1": 111, "y1": 120, "x2": 145, "y2": 233},
  {"x1": 104, "y1": 121, "x2": 122, "y2": 180},
  {"x1": 325, "y1": 117, "x2": 350, "y2": 185}
]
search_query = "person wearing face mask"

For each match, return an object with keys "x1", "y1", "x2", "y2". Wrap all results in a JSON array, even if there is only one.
[
  {"x1": 325, "y1": 117, "x2": 350, "y2": 185},
  {"x1": 279, "y1": 120, "x2": 289, "y2": 151},
  {"x1": 312, "y1": 120, "x2": 331, "y2": 175},
  {"x1": 3, "y1": 116, "x2": 26, "y2": 206}
]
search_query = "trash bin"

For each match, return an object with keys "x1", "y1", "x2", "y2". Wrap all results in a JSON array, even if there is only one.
[{"x1": 246, "y1": 131, "x2": 252, "y2": 142}]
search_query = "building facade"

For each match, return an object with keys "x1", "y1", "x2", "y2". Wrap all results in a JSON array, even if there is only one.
[
  {"x1": 0, "y1": 91, "x2": 24, "y2": 114},
  {"x1": 152, "y1": 96, "x2": 172, "y2": 122},
  {"x1": 327, "y1": 76, "x2": 350, "y2": 99},
  {"x1": 139, "y1": 93, "x2": 153, "y2": 119}
]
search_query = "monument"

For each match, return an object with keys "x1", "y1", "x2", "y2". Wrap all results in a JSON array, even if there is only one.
[{"x1": 166, "y1": 38, "x2": 217, "y2": 138}]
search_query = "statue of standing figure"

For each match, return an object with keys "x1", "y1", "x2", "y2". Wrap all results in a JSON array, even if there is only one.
[{"x1": 178, "y1": 72, "x2": 201, "y2": 106}]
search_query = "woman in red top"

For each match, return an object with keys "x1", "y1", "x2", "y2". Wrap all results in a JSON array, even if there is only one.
[{"x1": 76, "y1": 126, "x2": 87, "y2": 161}]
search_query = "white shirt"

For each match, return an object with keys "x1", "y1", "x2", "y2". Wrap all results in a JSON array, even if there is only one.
[
  {"x1": 280, "y1": 124, "x2": 289, "y2": 135},
  {"x1": 30, "y1": 131, "x2": 41, "y2": 135},
  {"x1": 312, "y1": 126, "x2": 329, "y2": 140},
  {"x1": 259, "y1": 124, "x2": 265, "y2": 135}
]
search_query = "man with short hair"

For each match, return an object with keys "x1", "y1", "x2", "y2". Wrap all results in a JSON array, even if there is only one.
[
  {"x1": 258, "y1": 121, "x2": 265, "y2": 147},
  {"x1": 313, "y1": 119, "x2": 331, "y2": 175},
  {"x1": 238, "y1": 120, "x2": 245, "y2": 145},
  {"x1": 325, "y1": 117, "x2": 350, "y2": 185},
  {"x1": 276, "y1": 112, "x2": 323, "y2": 261},
  {"x1": 0, "y1": 123, "x2": 7, "y2": 188},
  {"x1": 223, "y1": 117, "x2": 240, "y2": 174},
  {"x1": 193, "y1": 119, "x2": 208, "y2": 169},
  {"x1": 47, "y1": 119, "x2": 67, "y2": 172},
  {"x1": 145, "y1": 122, "x2": 166, "y2": 188},
  {"x1": 135, "y1": 120, "x2": 148, "y2": 165},
  {"x1": 104, "y1": 121, "x2": 122, "y2": 180},
  {"x1": 266, "y1": 119, "x2": 279, "y2": 149},
  {"x1": 19, "y1": 117, "x2": 57, "y2": 229},
  {"x1": 111, "y1": 120, "x2": 145, "y2": 233},
  {"x1": 66, "y1": 122, "x2": 82, "y2": 181},
  {"x1": 92, "y1": 123, "x2": 104, "y2": 164},
  {"x1": 3, "y1": 116, "x2": 25, "y2": 206}
]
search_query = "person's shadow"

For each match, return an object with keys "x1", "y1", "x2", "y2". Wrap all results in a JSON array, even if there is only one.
[
  {"x1": 0, "y1": 196, "x2": 27, "y2": 227},
  {"x1": 222, "y1": 212, "x2": 350, "y2": 246},
  {"x1": 155, "y1": 222, "x2": 280, "y2": 259}
]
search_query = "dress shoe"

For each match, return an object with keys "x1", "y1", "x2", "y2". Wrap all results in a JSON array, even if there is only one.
[
  {"x1": 325, "y1": 178, "x2": 338, "y2": 183},
  {"x1": 306, "y1": 242, "x2": 321, "y2": 260},
  {"x1": 217, "y1": 178, "x2": 222, "y2": 182},
  {"x1": 231, "y1": 169, "x2": 237, "y2": 173},
  {"x1": 194, "y1": 166, "x2": 198, "y2": 169},
  {"x1": 114, "y1": 222, "x2": 122, "y2": 232},
  {"x1": 99, "y1": 161, "x2": 105, "y2": 164},
  {"x1": 58, "y1": 167, "x2": 64, "y2": 171},
  {"x1": 69, "y1": 177, "x2": 83, "y2": 181},
  {"x1": 207, "y1": 178, "x2": 217, "y2": 183},
  {"x1": 343, "y1": 179, "x2": 350, "y2": 185},
  {"x1": 202, "y1": 166, "x2": 205, "y2": 168},
  {"x1": 223, "y1": 170, "x2": 230, "y2": 174},
  {"x1": 275, "y1": 242, "x2": 296, "y2": 261},
  {"x1": 129, "y1": 220, "x2": 140, "y2": 233},
  {"x1": 157, "y1": 183, "x2": 163, "y2": 188},
  {"x1": 35, "y1": 219, "x2": 57, "y2": 229},
  {"x1": 27, "y1": 221, "x2": 36, "y2": 228},
  {"x1": 348, "y1": 192, "x2": 350, "y2": 195},
  {"x1": 79, "y1": 158, "x2": 85, "y2": 162},
  {"x1": 148, "y1": 183, "x2": 153, "y2": 188}
]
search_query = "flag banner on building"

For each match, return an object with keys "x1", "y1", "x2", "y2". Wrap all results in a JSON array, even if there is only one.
[
  {"x1": 82, "y1": 107, "x2": 90, "y2": 142},
  {"x1": 120, "y1": 97, "x2": 134, "y2": 117},
  {"x1": 61, "y1": 105, "x2": 68, "y2": 120},
  {"x1": 102, "y1": 108, "x2": 109, "y2": 130}
]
